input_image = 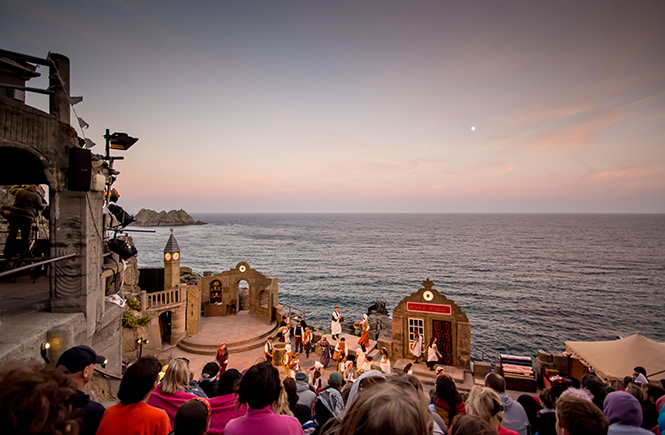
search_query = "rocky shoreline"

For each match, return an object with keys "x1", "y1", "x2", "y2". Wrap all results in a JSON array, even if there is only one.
[{"x1": 130, "y1": 208, "x2": 206, "y2": 226}]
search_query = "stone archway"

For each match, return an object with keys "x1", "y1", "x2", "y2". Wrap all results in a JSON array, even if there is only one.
[{"x1": 159, "y1": 311, "x2": 172, "y2": 345}]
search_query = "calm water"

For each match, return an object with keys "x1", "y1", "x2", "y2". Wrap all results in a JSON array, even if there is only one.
[{"x1": 128, "y1": 214, "x2": 665, "y2": 360}]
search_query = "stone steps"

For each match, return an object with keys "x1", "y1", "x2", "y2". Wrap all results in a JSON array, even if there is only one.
[
  {"x1": 393, "y1": 358, "x2": 473, "y2": 390},
  {"x1": 177, "y1": 323, "x2": 278, "y2": 355}
]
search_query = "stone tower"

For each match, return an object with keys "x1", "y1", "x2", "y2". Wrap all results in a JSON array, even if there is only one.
[{"x1": 163, "y1": 228, "x2": 181, "y2": 290}]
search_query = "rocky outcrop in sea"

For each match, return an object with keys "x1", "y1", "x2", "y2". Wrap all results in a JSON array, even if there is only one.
[{"x1": 131, "y1": 208, "x2": 206, "y2": 226}]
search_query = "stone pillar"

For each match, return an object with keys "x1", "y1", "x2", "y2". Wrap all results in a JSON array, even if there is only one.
[
  {"x1": 186, "y1": 285, "x2": 201, "y2": 336},
  {"x1": 171, "y1": 288, "x2": 187, "y2": 343},
  {"x1": 391, "y1": 314, "x2": 404, "y2": 360},
  {"x1": 47, "y1": 53, "x2": 70, "y2": 124},
  {"x1": 457, "y1": 321, "x2": 471, "y2": 369},
  {"x1": 50, "y1": 190, "x2": 104, "y2": 338}
]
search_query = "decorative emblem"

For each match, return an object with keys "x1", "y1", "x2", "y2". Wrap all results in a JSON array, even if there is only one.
[
  {"x1": 239, "y1": 264, "x2": 247, "y2": 273},
  {"x1": 423, "y1": 290, "x2": 434, "y2": 301}
]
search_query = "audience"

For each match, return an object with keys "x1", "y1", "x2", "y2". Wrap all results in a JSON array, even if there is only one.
[
  {"x1": 466, "y1": 386, "x2": 518, "y2": 435},
  {"x1": 198, "y1": 361, "x2": 220, "y2": 398},
  {"x1": 207, "y1": 369, "x2": 248, "y2": 435},
  {"x1": 555, "y1": 395, "x2": 608, "y2": 435},
  {"x1": 55, "y1": 345, "x2": 107, "y2": 435},
  {"x1": 313, "y1": 372, "x2": 345, "y2": 435},
  {"x1": 284, "y1": 378, "x2": 312, "y2": 425},
  {"x1": 432, "y1": 374, "x2": 466, "y2": 428},
  {"x1": 485, "y1": 373, "x2": 530, "y2": 435},
  {"x1": 224, "y1": 361, "x2": 303, "y2": 435},
  {"x1": 335, "y1": 377, "x2": 433, "y2": 435},
  {"x1": 172, "y1": 398, "x2": 210, "y2": 435},
  {"x1": 449, "y1": 414, "x2": 496, "y2": 435},
  {"x1": 295, "y1": 371, "x2": 316, "y2": 412},
  {"x1": 96, "y1": 356, "x2": 171, "y2": 435},
  {"x1": 0, "y1": 361, "x2": 79, "y2": 435},
  {"x1": 149, "y1": 358, "x2": 200, "y2": 428},
  {"x1": 603, "y1": 391, "x2": 652, "y2": 434}
]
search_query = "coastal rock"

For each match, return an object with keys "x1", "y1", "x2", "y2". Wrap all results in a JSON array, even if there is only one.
[
  {"x1": 131, "y1": 208, "x2": 206, "y2": 227},
  {"x1": 180, "y1": 268, "x2": 201, "y2": 286}
]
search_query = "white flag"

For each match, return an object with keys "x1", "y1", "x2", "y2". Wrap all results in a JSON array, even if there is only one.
[{"x1": 84, "y1": 138, "x2": 96, "y2": 148}]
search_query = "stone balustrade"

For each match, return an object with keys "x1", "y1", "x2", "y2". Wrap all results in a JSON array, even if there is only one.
[{"x1": 141, "y1": 287, "x2": 184, "y2": 310}]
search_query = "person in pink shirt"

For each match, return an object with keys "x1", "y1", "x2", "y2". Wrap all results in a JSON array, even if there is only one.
[{"x1": 225, "y1": 361, "x2": 303, "y2": 435}]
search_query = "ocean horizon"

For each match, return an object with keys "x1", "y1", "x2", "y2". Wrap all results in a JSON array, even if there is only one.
[{"x1": 128, "y1": 213, "x2": 665, "y2": 361}]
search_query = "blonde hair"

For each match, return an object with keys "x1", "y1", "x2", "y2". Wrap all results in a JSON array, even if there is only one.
[
  {"x1": 272, "y1": 385, "x2": 294, "y2": 416},
  {"x1": 466, "y1": 386, "x2": 504, "y2": 429},
  {"x1": 160, "y1": 359, "x2": 191, "y2": 394}
]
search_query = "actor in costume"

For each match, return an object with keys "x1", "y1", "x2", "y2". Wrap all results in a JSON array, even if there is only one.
[
  {"x1": 318, "y1": 335, "x2": 331, "y2": 368},
  {"x1": 302, "y1": 327, "x2": 312, "y2": 358},
  {"x1": 216, "y1": 342, "x2": 228, "y2": 373},
  {"x1": 331, "y1": 307, "x2": 343, "y2": 340},
  {"x1": 410, "y1": 330, "x2": 423, "y2": 363},
  {"x1": 358, "y1": 314, "x2": 370, "y2": 347},
  {"x1": 264, "y1": 337, "x2": 274, "y2": 363},
  {"x1": 427, "y1": 337, "x2": 443, "y2": 371},
  {"x1": 3, "y1": 184, "x2": 46, "y2": 259}
]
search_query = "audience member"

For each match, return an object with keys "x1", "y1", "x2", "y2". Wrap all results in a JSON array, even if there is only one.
[
  {"x1": 467, "y1": 386, "x2": 518, "y2": 435},
  {"x1": 335, "y1": 378, "x2": 433, "y2": 435},
  {"x1": 449, "y1": 414, "x2": 496, "y2": 435},
  {"x1": 198, "y1": 361, "x2": 220, "y2": 398},
  {"x1": 485, "y1": 373, "x2": 530, "y2": 435},
  {"x1": 96, "y1": 356, "x2": 170, "y2": 435},
  {"x1": 284, "y1": 378, "x2": 312, "y2": 425},
  {"x1": 149, "y1": 358, "x2": 200, "y2": 428},
  {"x1": 313, "y1": 372, "x2": 345, "y2": 435},
  {"x1": 555, "y1": 394, "x2": 608, "y2": 435},
  {"x1": 207, "y1": 369, "x2": 248, "y2": 435},
  {"x1": 583, "y1": 373, "x2": 609, "y2": 412},
  {"x1": 346, "y1": 370, "x2": 386, "y2": 408},
  {"x1": 224, "y1": 361, "x2": 303, "y2": 435},
  {"x1": 603, "y1": 391, "x2": 652, "y2": 434},
  {"x1": 172, "y1": 398, "x2": 210, "y2": 435},
  {"x1": 517, "y1": 394, "x2": 540, "y2": 435},
  {"x1": 433, "y1": 374, "x2": 466, "y2": 428},
  {"x1": 642, "y1": 385, "x2": 665, "y2": 430},
  {"x1": 535, "y1": 387, "x2": 557, "y2": 435},
  {"x1": 403, "y1": 374, "x2": 447, "y2": 435},
  {"x1": 55, "y1": 345, "x2": 107, "y2": 435},
  {"x1": 0, "y1": 361, "x2": 78, "y2": 435},
  {"x1": 295, "y1": 371, "x2": 316, "y2": 412}
]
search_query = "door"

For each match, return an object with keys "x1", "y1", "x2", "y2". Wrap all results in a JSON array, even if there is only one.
[{"x1": 432, "y1": 319, "x2": 453, "y2": 365}]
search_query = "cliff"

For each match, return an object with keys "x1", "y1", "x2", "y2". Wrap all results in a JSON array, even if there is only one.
[{"x1": 130, "y1": 208, "x2": 206, "y2": 226}]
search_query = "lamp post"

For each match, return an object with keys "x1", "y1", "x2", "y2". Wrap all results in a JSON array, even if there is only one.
[{"x1": 136, "y1": 337, "x2": 149, "y2": 359}]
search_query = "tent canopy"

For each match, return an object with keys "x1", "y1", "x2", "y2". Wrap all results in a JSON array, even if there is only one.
[{"x1": 565, "y1": 332, "x2": 665, "y2": 381}]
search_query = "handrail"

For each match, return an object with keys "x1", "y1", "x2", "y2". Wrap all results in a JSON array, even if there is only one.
[
  {"x1": 282, "y1": 303, "x2": 306, "y2": 321},
  {"x1": 144, "y1": 287, "x2": 183, "y2": 310},
  {"x1": 0, "y1": 253, "x2": 78, "y2": 278}
]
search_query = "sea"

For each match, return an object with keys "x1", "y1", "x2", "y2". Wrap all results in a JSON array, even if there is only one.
[{"x1": 128, "y1": 213, "x2": 665, "y2": 361}]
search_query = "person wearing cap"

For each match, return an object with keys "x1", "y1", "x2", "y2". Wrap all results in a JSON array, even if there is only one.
[
  {"x1": 56, "y1": 345, "x2": 107, "y2": 435},
  {"x1": 198, "y1": 361, "x2": 220, "y2": 398}
]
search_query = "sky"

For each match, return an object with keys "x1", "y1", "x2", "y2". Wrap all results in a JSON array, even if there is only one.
[{"x1": 2, "y1": 0, "x2": 665, "y2": 213}]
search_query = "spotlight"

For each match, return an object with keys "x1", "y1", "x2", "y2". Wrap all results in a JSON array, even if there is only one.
[
  {"x1": 107, "y1": 132, "x2": 138, "y2": 151},
  {"x1": 108, "y1": 237, "x2": 138, "y2": 260},
  {"x1": 108, "y1": 203, "x2": 134, "y2": 228},
  {"x1": 40, "y1": 342, "x2": 51, "y2": 364}
]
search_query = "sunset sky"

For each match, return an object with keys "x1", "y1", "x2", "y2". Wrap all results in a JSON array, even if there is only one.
[{"x1": 3, "y1": 1, "x2": 664, "y2": 213}]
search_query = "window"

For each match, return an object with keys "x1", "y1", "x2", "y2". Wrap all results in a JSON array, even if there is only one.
[{"x1": 408, "y1": 317, "x2": 424, "y2": 343}]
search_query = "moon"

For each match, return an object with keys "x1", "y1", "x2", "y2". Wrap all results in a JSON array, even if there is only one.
[{"x1": 471, "y1": 126, "x2": 476, "y2": 131}]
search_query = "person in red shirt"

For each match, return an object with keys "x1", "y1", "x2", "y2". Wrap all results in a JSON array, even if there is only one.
[{"x1": 96, "y1": 356, "x2": 171, "y2": 435}]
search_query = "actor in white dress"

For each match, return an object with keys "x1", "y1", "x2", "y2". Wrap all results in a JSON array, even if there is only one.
[
  {"x1": 379, "y1": 347, "x2": 391, "y2": 374},
  {"x1": 355, "y1": 344, "x2": 367, "y2": 370},
  {"x1": 331, "y1": 306, "x2": 342, "y2": 340},
  {"x1": 410, "y1": 330, "x2": 423, "y2": 363}
]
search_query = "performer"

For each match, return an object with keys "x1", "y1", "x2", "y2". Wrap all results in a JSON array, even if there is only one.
[
  {"x1": 318, "y1": 335, "x2": 331, "y2": 368},
  {"x1": 333, "y1": 337, "x2": 348, "y2": 372},
  {"x1": 355, "y1": 343, "x2": 367, "y2": 370},
  {"x1": 3, "y1": 184, "x2": 46, "y2": 260},
  {"x1": 379, "y1": 347, "x2": 391, "y2": 374},
  {"x1": 358, "y1": 314, "x2": 370, "y2": 348},
  {"x1": 294, "y1": 318, "x2": 304, "y2": 354},
  {"x1": 302, "y1": 327, "x2": 312, "y2": 358},
  {"x1": 331, "y1": 306, "x2": 343, "y2": 340},
  {"x1": 216, "y1": 342, "x2": 228, "y2": 373},
  {"x1": 264, "y1": 336, "x2": 274, "y2": 363},
  {"x1": 427, "y1": 337, "x2": 443, "y2": 371},
  {"x1": 410, "y1": 330, "x2": 423, "y2": 363},
  {"x1": 282, "y1": 344, "x2": 296, "y2": 378},
  {"x1": 343, "y1": 361, "x2": 357, "y2": 383}
]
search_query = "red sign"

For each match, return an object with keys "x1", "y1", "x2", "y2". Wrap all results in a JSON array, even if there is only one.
[{"x1": 407, "y1": 302, "x2": 452, "y2": 315}]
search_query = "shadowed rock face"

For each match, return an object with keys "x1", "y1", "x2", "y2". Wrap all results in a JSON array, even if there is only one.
[{"x1": 131, "y1": 208, "x2": 206, "y2": 226}]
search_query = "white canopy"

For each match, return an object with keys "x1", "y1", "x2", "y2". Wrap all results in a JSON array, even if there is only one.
[{"x1": 565, "y1": 332, "x2": 665, "y2": 381}]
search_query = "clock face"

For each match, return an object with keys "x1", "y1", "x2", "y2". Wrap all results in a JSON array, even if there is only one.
[
  {"x1": 423, "y1": 291, "x2": 434, "y2": 301},
  {"x1": 172, "y1": 252, "x2": 180, "y2": 261},
  {"x1": 164, "y1": 252, "x2": 172, "y2": 261},
  {"x1": 239, "y1": 265, "x2": 247, "y2": 273}
]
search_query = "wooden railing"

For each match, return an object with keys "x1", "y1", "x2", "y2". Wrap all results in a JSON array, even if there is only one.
[
  {"x1": 282, "y1": 303, "x2": 306, "y2": 321},
  {"x1": 141, "y1": 287, "x2": 183, "y2": 310}
]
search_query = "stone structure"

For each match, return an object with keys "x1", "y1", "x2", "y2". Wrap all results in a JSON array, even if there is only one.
[
  {"x1": 0, "y1": 50, "x2": 123, "y2": 372},
  {"x1": 392, "y1": 279, "x2": 471, "y2": 369},
  {"x1": 199, "y1": 262, "x2": 278, "y2": 322}
]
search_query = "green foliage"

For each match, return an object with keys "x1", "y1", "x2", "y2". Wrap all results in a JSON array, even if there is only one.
[
  {"x1": 122, "y1": 311, "x2": 138, "y2": 328},
  {"x1": 126, "y1": 296, "x2": 141, "y2": 311},
  {"x1": 122, "y1": 295, "x2": 150, "y2": 329}
]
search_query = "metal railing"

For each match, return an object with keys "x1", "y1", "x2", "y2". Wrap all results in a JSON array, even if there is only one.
[{"x1": 0, "y1": 253, "x2": 78, "y2": 279}]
